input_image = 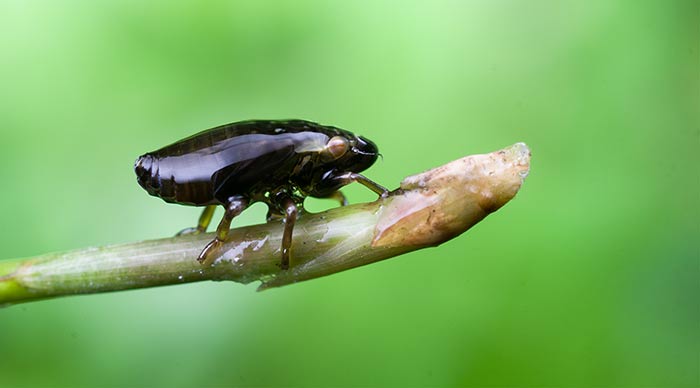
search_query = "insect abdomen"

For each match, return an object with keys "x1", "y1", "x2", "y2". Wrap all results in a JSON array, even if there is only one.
[{"x1": 134, "y1": 154, "x2": 217, "y2": 206}]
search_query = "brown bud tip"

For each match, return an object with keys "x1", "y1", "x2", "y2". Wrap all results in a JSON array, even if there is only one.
[{"x1": 372, "y1": 143, "x2": 531, "y2": 248}]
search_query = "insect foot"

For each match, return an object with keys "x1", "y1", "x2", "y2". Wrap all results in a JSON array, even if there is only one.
[
  {"x1": 198, "y1": 239, "x2": 224, "y2": 266},
  {"x1": 176, "y1": 227, "x2": 201, "y2": 236}
]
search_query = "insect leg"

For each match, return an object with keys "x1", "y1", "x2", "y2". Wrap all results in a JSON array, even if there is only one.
[
  {"x1": 321, "y1": 191, "x2": 349, "y2": 206},
  {"x1": 279, "y1": 197, "x2": 298, "y2": 270},
  {"x1": 266, "y1": 204, "x2": 284, "y2": 222},
  {"x1": 335, "y1": 172, "x2": 389, "y2": 197},
  {"x1": 198, "y1": 196, "x2": 248, "y2": 266},
  {"x1": 176, "y1": 205, "x2": 217, "y2": 236}
]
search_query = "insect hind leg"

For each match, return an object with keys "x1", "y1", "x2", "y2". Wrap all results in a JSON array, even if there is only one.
[
  {"x1": 176, "y1": 205, "x2": 217, "y2": 236},
  {"x1": 198, "y1": 196, "x2": 248, "y2": 266}
]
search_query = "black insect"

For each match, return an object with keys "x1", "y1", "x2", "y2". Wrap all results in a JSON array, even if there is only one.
[{"x1": 135, "y1": 119, "x2": 387, "y2": 268}]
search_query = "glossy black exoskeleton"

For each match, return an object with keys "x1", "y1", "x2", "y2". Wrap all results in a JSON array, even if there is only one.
[{"x1": 135, "y1": 119, "x2": 387, "y2": 268}]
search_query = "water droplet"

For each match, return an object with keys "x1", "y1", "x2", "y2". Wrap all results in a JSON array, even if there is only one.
[{"x1": 253, "y1": 236, "x2": 269, "y2": 251}]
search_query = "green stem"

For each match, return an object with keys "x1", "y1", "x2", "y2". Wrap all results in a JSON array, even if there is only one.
[{"x1": 0, "y1": 143, "x2": 531, "y2": 306}]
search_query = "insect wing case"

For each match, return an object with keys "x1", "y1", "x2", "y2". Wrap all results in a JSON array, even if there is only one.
[
  {"x1": 136, "y1": 120, "x2": 335, "y2": 205},
  {"x1": 208, "y1": 131, "x2": 331, "y2": 202}
]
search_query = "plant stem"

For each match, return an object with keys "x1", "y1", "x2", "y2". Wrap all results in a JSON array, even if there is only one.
[{"x1": 0, "y1": 143, "x2": 531, "y2": 306}]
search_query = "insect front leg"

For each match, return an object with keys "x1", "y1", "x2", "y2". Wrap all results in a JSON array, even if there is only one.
[
  {"x1": 176, "y1": 205, "x2": 217, "y2": 236},
  {"x1": 198, "y1": 196, "x2": 248, "y2": 266},
  {"x1": 333, "y1": 172, "x2": 389, "y2": 197},
  {"x1": 322, "y1": 191, "x2": 349, "y2": 206}
]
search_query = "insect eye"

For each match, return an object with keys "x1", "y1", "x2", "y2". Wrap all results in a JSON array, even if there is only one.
[{"x1": 322, "y1": 136, "x2": 349, "y2": 161}]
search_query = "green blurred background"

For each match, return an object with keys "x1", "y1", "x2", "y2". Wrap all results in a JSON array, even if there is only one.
[{"x1": 0, "y1": 1, "x2": 697, "y2": 386}]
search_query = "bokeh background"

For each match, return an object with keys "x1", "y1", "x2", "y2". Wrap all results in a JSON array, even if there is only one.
[{"x1": 0, "y1": 1, "x2": 697, "y2": 387}]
